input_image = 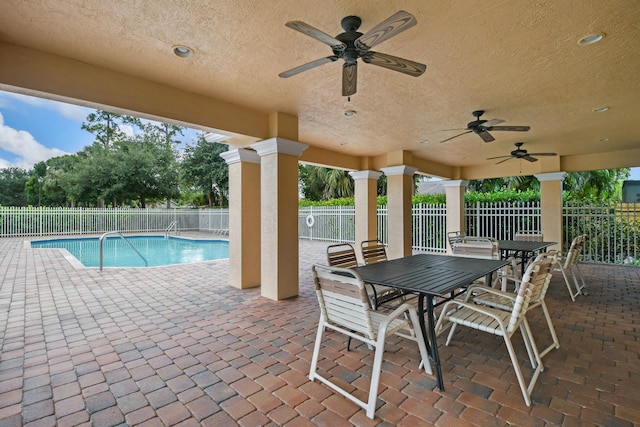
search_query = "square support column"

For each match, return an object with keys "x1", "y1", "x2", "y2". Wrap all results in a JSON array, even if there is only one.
[
  {"x1": 349, "y1": 170, "x2": 382, "y2": 263},
  {"x1": 220, "y1": 149, "x2": 261, "y2": 289},
  {"x1": 535, "y1": 172, "x2": 566, "y2": 252},
  {"x1": 381, "y1": 166, "x2": 417, "y2": 259},
  {"x1": 443, "y1": 180, "x2": 467, "y2": 253},
  {"x1": 252, "y1": 138, "x2": 308, "y2": 300}
]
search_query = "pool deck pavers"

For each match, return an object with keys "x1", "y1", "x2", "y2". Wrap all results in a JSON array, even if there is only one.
[{"x1": 1, "y1": 231, "x2": 639, "y2": 426}]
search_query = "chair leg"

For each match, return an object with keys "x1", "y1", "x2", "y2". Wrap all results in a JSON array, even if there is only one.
[
  {"x1": 538, "y1": 301, "x2": 560, "y2": 358},
  {"x1": 407, "y1": 309, "x2": 433, "y2": 375},
  {"x1": 366, "y1": 335, "x2": 386, "y2": 419},
  {"x1": 309, "y1": 321, "x2": 325, "y2": 381},
  {"x1": 503, "y1": 331, "x2": 543, "y2": 407},
  {"x1": 519, "y1": 322, "x2": 537, "y2": 369},
  {"x1": 557, "y1": 263, "x2": 577, "y2": 301},
  {"x1": 571, "y1": 265, "x2": 588, "y2": 297}
]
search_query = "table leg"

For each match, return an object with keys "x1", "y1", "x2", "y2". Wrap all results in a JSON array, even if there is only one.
[{"x1": 418, "y1": 293, "x2": 445, "y2": 391}]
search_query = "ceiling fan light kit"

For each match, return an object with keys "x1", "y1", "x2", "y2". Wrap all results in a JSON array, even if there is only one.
[{"x1": 279, "y1": 10, "x2": 426, "y2": 97}]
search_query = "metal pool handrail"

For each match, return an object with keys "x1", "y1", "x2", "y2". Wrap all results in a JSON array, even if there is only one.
[
  {"x1": 99, "y1": 231, "x2": 148, "y2": 271},
  {"x1": 165, "y1": 221, "x2": 179, "y2": 238}
]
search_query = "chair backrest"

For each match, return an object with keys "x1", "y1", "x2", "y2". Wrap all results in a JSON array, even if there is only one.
[
  {"x1": 507, "y1": 261, "x2": 542, "y2": 332},
  {"x1": 361, "y1": 240, "x2": 388, "y2": 265},
  {"x1": 515, "y1": 231, "x2": 544, "y2": 242},
  {"x1": 447, "y1": 231, "x2": 466, "y2": 247},
  {"x1": 451, "y1": 237, "x2": 500, "y2": 260},
  {"x1": 327, "y1": 243, "x2": 358, "y2": 268},
  {"x1": 529, "y1": 252, "x2": 557, "y2": 302},
  {"x1": 312, "y1": 264, "x2": 375, "y2": 339},
  {"x1": 563, "y1": 235, "x2": 585, "y2": 269}
]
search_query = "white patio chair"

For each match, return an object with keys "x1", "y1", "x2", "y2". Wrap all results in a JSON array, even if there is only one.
[
  {"x1": 515, "y1": 231, "x2": 544, "y2": 242},
  {"x1": 435, "y1": 261, "x2": 544, "y2": 406},
  {"x1": 451, "y1": 237, "x2": 518, "y2": 291},
  {"x1": 468, "y1": 252, "x2": 560, "y2": 359},
  {"x1": 553, "y1": 234, "x2": 588, "y2": 301},
  {"x1": 358, "y1": 240, "x2": 407, "y2": 308},
  {"x1": 310, "y1": 264, "x2": 432, "y2": 419},
  {"x1": 511, "y1": 231, "x2": 545, "y2": 274}
]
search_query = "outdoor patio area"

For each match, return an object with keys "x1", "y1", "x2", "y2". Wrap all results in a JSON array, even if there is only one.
[{"x1": 1, "y1": 232, "x2": 639, "y2": 426}]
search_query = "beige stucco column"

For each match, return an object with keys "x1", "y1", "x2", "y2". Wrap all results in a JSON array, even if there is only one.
[
  {"x1": 251, "y1": 137, "x2": 308, "y2": 300},
  {"x1": 535, "y1": 172, "x2": 566, "y2": 251},
  {"x1": 220, "y1": 148, "x2": 261, "y2": 289},
  {"x1": 349, "y1": 170, "x2": 382, "y2": 263},
  {"x1": 443, "y1": 180, "x2": 467, "y2": 253},
  {"x1": 381, "y1": 165, "x2": 417, "y2": 259}
]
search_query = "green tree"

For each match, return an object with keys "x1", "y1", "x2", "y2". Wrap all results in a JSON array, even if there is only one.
[
  {"x1": 180, "y1": 134, "x2": 229, "y2": 207},
  {"x1": 43, "y1": 155, "x2": 81, "y2": 206},
  {"x1": 81, "y1": 110, "x2": 141, "y2": 147},
  {"x1": 299, "y1": 165, "x2": 354, "y2": 200},
  {"x1": 0, "y1": 167, "x2": 29, "y2": 206}
]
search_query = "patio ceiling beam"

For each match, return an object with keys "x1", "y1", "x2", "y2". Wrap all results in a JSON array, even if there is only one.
[{"x1": 0, "y1": 42, "x2": 269, "y2": 145}]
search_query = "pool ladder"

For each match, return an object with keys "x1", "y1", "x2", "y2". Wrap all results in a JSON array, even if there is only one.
[
  {"x1": 99, "y1": 231, "x2": 148, "y2": 271},
  {"x1": 165, "y1": 221, "x2": 179, "y2": 238}
]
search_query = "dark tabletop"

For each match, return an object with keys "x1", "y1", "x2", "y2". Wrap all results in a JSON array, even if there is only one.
[
  {"x1": 497, "y1": 240, "x2": 556, "y2": 253},
  {"x1": 352, "y1": 253, "x2": 509, "y2": 297}
]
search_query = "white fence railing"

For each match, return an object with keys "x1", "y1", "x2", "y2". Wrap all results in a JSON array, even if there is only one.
[
  {"x1": 3, "y1": 203, "x2": 638, "y2": 265},
  {"x1": 0, "y1": 207, "x2": 211, "y2": 237}
]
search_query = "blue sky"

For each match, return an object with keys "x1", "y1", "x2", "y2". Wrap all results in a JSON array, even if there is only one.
[
  {"x1": 1, "y1": 89, "x2": 639, "y2": 180},
  {"x1": 0, "y1": 90, "x2": 201, "y2": 169}
]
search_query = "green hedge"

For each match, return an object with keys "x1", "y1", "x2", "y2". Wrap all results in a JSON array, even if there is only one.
[{"x1": 299, "y1": 190, "x2": 541, "y2": 207}]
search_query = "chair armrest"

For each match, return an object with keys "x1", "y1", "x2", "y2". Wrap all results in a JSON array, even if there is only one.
[
  {"x1": 377, "y1": 303, "x2": 416, "y2": 332},
  {"x1": 439, "y1": 300, "x2": 508, "y2": 328}
]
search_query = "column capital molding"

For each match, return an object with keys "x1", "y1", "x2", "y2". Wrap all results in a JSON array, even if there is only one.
[
  {"x1": 349, "y1": 170, "x2": 382, "y2": 180},
  {"x1": 535, "y1": 172, "x2": 567, "y2": 182},
  {"x1": 381, "y1": 165, "x2": 418, "y2": 176},
  {"x1": 442, "y1": 179, "x2": 468, "y2": 188},
  {"x1": 220, "y1": 148, "x2": 260, "y2": 165},
  {"x1": 250, "y1": 137, "x2": 308, "y2": 157}
]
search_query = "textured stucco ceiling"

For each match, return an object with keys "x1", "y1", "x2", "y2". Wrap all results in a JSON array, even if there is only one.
[{"x1": 1, "y1": 0, "x2": 639, "y2": 178}]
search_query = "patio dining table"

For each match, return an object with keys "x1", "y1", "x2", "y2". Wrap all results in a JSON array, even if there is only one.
[
  {"x1": 498, "y1": 240, "x2": 556, "y2": 277},
  {"x1": 352, "y1": 253, "x2": 509, "y2": 391}
]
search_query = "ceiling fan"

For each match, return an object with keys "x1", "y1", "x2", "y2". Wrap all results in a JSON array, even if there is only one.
[
  {"x1": 279, "y1": 10, "x2": 426, "y2": 97},
  {"x1": 440, "y1": 110, "x2": 531, "y2": 143},
  {"x1": 487, "y1": 142, "x2": 557, "y2": 164}
]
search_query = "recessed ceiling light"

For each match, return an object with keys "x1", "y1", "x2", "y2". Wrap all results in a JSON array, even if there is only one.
[
  {"x1": 173, "y1": 45, "x2": 193, "y2": 58},
  {"x1": 344, "y1": 110, "x2": 356, "y2": 116},
  {"x1": 593, "y1": 107, "x2": 609, "y2": 113},
  {"x1": 578, "y1": 33, "x2": 604, "y2": 45},
  {"x1": 599, "y1": 138, "x2": 609, "y2": 142}
]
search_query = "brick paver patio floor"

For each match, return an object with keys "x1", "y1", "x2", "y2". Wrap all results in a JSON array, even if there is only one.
[{"x1": 1, "y1": 232, "x2": 639, "y2": 426}]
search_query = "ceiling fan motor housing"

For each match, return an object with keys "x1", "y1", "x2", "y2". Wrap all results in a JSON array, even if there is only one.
[{"x1": 335, "y1": 31, "x2": 363, "y2": 64}]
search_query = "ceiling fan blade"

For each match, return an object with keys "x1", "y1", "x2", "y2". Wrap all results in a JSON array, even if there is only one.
[
  {"x1": 486, "y1": 155, "x2": 511, "y2": 160},
  {"x1": 342, "y1": 63, "x2": 357, "y2": 96},
  {"x1": 488, "y1": 125, "x2": 531, "y2": 132},
  {"x1": 477, "y1": 130, "x2": 495, "y2": 142},
  {"x1": 440, "y1": 131, "x2": 472, "y2": 143},
  {"x1": 361, "y1": 51, "x2": 426, "y2": 76},
  {"x1": 285, "y1": 21, "x2": 346, "y2": 51},
  {"x1": 522, "y1": 155, "x2": 539, "y2": 162},
  {"x1": 354, "y1": 10, "x2": 417, "y2": 51},
  {"x1": 527, "y1": 152, "x2": 557, "y2": 157},
  {"x1": 279, "y1": 56, "x2": 339, "y2": 78},
  {"x1": 483, "y1": 119, "x2": 505, "y2": 127},
  {"x1": 495, "y1": 158, "x2": 513, "y2": 165}
]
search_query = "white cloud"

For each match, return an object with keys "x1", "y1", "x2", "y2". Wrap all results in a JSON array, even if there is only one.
[
  {"x1": 0, "y1": 113, "x2": 69, "y2": 168},
  {"x1": 0, "y1": 91, "x2": 92, "y2": 122}
]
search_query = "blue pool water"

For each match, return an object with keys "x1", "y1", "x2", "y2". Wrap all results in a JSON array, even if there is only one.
[{"x1": 31, "y1": 236, "x2": 229, "y2": 267}]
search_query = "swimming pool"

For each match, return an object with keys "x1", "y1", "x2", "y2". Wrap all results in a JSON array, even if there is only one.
[{"x1": 31, "y1": 236, "x2": 229, "y2": 267}]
